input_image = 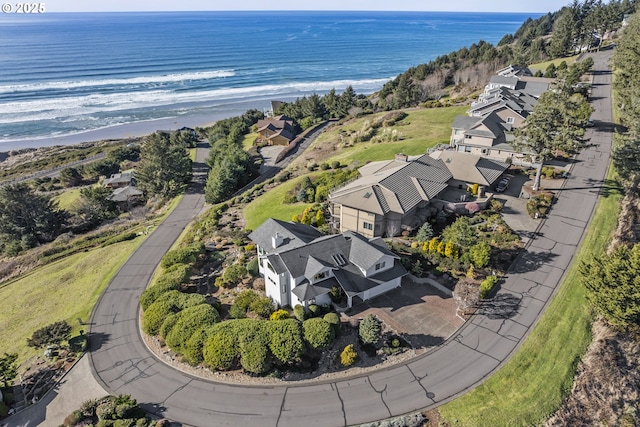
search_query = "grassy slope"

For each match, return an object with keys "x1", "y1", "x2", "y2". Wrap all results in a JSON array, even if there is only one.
[
  {"x1": 316, "y1": 107, "x2": 466, "y2": 165},
  {"x1": 243, "y1": 173, "x2": 317, "y2": 231},
  {"x1": 0, "y1": 238, "x2": 143, "y2": 365},
  {"x1": 440, "y1": 168, "x2": 622, "y2": 426},
  {"x1": 53, "y1": 188, "x2": 82, "y2": 211},
  {"x1": 529, "y1": 55, "x2": 579, "y2": 72},
  {"x1": 242, "y1": 132, "x2": 258, "y2": 151},
  {"x1": 243, "y1": 106, "x2": 464, "y2": 230}
]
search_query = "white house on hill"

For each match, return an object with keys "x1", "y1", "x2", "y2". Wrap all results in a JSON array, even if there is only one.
[{"x1": 249, "y1": 218, "x2": 407, "y2": 309}]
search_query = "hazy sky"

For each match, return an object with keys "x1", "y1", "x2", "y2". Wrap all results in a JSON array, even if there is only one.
[{"x1": 43, "y1": 1, "x2": 569, "y2": 13}]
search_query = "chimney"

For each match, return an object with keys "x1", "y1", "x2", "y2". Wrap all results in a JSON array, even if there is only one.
[
  {"x1": 272, "y1": 232, "x2": 284, "y2": 249},
  {"x1": 395, "y1": 153, "x2": 408, "y2": 162}
]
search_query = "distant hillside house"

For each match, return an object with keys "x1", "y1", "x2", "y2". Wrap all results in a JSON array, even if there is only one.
[
  {"x1": 249, "y1": 218, "x2": 407, "y2": 309},
  {"x1": 451, "y1": 73, "x2": 553, "y2": 162},
  {"x1": 256, "y1": 114, "x2": 296, "y2": 146},
  {"x1": 102, "y1": 172, "x2": 135, "y2": 189}
]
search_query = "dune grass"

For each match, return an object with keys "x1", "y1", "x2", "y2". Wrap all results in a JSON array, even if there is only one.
[
  {"x1": 0, "y1": 238, "x2": 144, "y2": 366},
  {"x1": 243, "y1": 174, "x2": 318, "y2": 231},
  {"x1": 242, "y1": 132, "x2": 258, "y2": 151},
  {"x1": 440, "y1": 169, "x2": 623, "y2": 426}
]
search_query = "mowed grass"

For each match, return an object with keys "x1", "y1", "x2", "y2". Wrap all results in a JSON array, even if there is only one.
[
  {"x1": 440, "y1": 169, "x2": 623, "y2": 426},
  {"x1": 318, "y1": 106, "x2": 466, "y2": 165},
  {"x1": 0, "y1": 238, "x2": 143, "y2": 365},
  {"x1": 243, "y1": 174, "x2": 317, "y2": 231}
]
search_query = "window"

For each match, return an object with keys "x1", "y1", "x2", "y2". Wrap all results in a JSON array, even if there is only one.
[
  {"x1": 375, "y1": 261, "x2": 386, "y2": 270},
  {"x1": 465, "y1": 134, "x2": 472, "y2": 139},
  {"x1": 481, "y1": 148, "x2": 488, "y2": 154},
  {"x1": 266, "y1": 261, "x2": 275, "y2": 273},
  {"x1": 363, "y1": 222, "x2": 373, "y2": 230},
  {"x1": 506, "y1": 117, "x2": 515, "y2": 124},
  {"x1": 464, "y1": 146, "x2": 472, "y2": 153},
  {"x1": 314, "y1": 271, "x2": 328, "y2": 281}
]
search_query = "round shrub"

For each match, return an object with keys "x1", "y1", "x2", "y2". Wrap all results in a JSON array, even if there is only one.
[
  {"x1": 270, "y1": 309, "x2": 290, "y2": 321},
  {"x1": 249, "y1": 297, "x2": 274, "y2": 319},
  {"x1": 203, "y1": 329, "x2": 238, "y2": 371},
  {"x1": 293, "y1": 304, "x2": 306, "y2": 322},
  {"x1": 359, "y1": 314, "x2": 382, "y2": 345},
  {"x1": 183, "y1": 327, "x2": 210, "y2": 365},
  {"x1": 246, "y1": 257, "x2": 259, "y2": 277},
  {"x1": 239, "y1": 338, "x2": 271, "y2": 375},
  {"x1": 160, "y1": 243, "x2": 204, "y2": 269},
  {"x1": 229, "y1": 304, "x2": 247, "y2": 319},
  {"x1": 268, "y1": 319, "x2": 305, "y2": 364},
  {"x1": 307, "y1": 304, "x2": 321, "y2": 317},
  {"x1": 159, "y1": 313, "x2": 179, "y2": 340},
  {"x1": 141, "y1": 296, "x2": 179, "y2": 335},
  {"x1": 323, "y1": 312, "x2": 341, "y2": 335},
  {"x1": 139, "y1": 280, "x2": 177, "y2": 311},
  {"x1": 165, "y1": 304, "x2": 221, "y2": 352},
  {"x1": 340, "y1": 344, "x2": 358, "y2": 367},
  {"x1": 302, "y1": 318, "x2": 335, "y2": 350}
]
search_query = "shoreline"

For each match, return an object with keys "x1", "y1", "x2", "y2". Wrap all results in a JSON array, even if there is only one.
[{"x1": 0, "y1": 99, "x2": 276, "y2": 153}]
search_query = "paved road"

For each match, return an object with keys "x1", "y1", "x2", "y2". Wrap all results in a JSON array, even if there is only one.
[
  {"x1": 0, "y1": 152, "x2": 106, "y2": 187},
  {"x1": 82, "y1": 51, "x2": 615, "y2": 427}
]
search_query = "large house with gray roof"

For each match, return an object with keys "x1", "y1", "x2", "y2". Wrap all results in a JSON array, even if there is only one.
[
  {"x1": 327, "y1": 152, "x2": 508, "y2": 237},
  {"x1": 450, "y1": 72, "x2": 553, "y2": 162},
  {"x1": 249, "y1": 218, "x2": 407, "y2": 309},
  {"x1": 329, "y1": 154, "x2": 452, "y2": 238}
]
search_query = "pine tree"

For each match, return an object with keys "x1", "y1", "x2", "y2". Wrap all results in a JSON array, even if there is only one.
[{"x1": 136, "y1": 132, "x2": 192, "y2": 198}]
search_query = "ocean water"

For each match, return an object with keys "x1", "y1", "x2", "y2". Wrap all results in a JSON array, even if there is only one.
[{"x1": 0, "y1": 11, "x2": 539, "y2": 144}]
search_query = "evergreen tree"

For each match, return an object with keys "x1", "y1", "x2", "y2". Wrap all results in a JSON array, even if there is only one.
[
  {"x1": 135, "y1": 132, "x2": 192, "y2": 198},
  {"x1": 514, "y1": 89, "x2": 592, "y2": 190},
  {"x1": 0, "y1": 183, "x2": 69, "y2": 250}
]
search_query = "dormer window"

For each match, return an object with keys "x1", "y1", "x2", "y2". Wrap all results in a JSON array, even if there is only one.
[
  {"x1": 375, "y1": 261, "x2": 386, "y2": 270},
  {"x1": 313, "y1": 271, "x2": 328, "y2": 281}
]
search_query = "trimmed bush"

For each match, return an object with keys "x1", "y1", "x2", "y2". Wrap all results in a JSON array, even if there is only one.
[
  {"x1": 183, "y1": 327, "x2": 210, "y2": 365},
  {"x1": 340, "y1": 344, "x2": 358, "y2": 367},
  {"x1": 160, "y1": 243, "x2": 204, "y2": 269},
  {"x1": 140, "y1": 263, "x2": 192, "y2": 310},
  {"x1": 239, "y1": 337, "x2": 271, "y2": 375},
  {"x1": 270, "y1": 309, "x2": 290, "y2": 321},
  {"x1": 303, "y1": 318, "x2": 335, "y2": 350},
  {"x1": 203, "y1": 329, "x2": 238, "y2": 371},
  {"x1": 159, "y1": 313, "x2": 179, "y2": 339},
  {"x1": 268, "y1": 319, "x2": 305, "y2": 365},
  {"x1": 308, "y1": 304, "x2": 321, "y2": 317},
  {"x1": 249, "y1": 296, "x2": 274, "y2": 319},
  {"x1": 165, "y1": 304, "x2": 221, "y2": 352},
  {"x1": 359, "y1": 314, "x2": 382, "y2": 345},
  {"x1": 480, "y1": 275, "x2": 499, "y2": 298},
  {"x1": 230, "y1": 290, "x2": 259, "y2": 318},
  {"x1": 246, "y1": 257, "x2": 259, "y2": 277},
  {"x1": 293, "y1": 304, "x2": 307, "y2": 322},
  {"x1": 141, "y1": 297, "x2": 178, "y2": 336},
  {"x1": 323, "y1": 312, "x2": 341, "y2": 335}
]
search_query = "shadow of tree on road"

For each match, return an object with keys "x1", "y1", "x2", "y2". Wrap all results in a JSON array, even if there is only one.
[
  {"x1": 510, "y1": 250, "x2": 558, "y2": 274},
  {"x1": 478, "y1": 293, "x2": 522, "y2": 320},
  {"x1": 87, "y1": 332, "x2": 111, "y2": 352}
]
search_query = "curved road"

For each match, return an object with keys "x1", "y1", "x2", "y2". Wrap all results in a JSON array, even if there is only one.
[{"x1": 89, "y1": 51, "x2": 614, "y2": 426}]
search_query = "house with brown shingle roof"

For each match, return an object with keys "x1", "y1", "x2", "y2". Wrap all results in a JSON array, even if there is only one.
[{"x1": 256, "y1": 114, "x2": 296, "y2": 146}]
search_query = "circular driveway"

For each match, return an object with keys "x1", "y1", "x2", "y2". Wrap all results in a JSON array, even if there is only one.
[{"x1": 89, "y1": 51, "x2": 614, "y2": 426}]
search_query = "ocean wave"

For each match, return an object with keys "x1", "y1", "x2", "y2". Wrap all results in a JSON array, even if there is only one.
[
  {"x1": 0, "y1": 70, "x2": 236, "y2": 94},
  {"x1": 0, "y1": 77, "x2": 392, "y2": 124}
]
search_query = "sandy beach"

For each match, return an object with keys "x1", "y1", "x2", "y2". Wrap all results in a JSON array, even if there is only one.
[{"x1": 0, "y1": 99, "x2": 276, "y2": 153}]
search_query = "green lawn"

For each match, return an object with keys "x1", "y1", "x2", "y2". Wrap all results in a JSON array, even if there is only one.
[
  {"x1": 0, "y1": 238, "x2": 144, "y2": 366},
  {"x1": 529, "y1": 55, "x2": 579, "y2": 72},
  {"x1": 243, "y1": 174, "x2": 317, "y2": 231},
  {"x1": 317, "y1": 107, "x2": 466, "y2": 165},
  {"x1": 440, "y1": 169, "x2": 623, "y2": 426}
]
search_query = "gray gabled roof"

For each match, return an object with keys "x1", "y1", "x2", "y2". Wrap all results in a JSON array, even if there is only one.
[
  {"x1": 430, "y1": 150, "x2": 509, "y2": 186},
  {"x1": 304, "y1": 256, "x2": 331, "y2": 279},
  {"x1": 108, "y1": 185, "x2": 143, "y2": 202},
  {"x1": 291, "y1": 281, "x2": 330, "y2": 301},
  {"x1": 346, "y1": 231, "x2": 398, "y2": 272},
  {"x1": 248, "y1": 218, "x2": 323, "y2": 254}
]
